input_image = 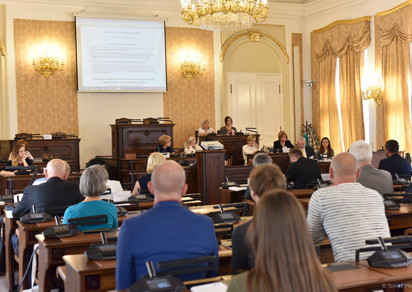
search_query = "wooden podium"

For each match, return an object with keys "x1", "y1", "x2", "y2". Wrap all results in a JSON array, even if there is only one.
[{"x1": 111, "y1": 123, "x2": 174, "y2": 158}]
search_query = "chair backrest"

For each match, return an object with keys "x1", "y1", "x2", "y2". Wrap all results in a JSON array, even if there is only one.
[
  {"x1": 156, "y1": 255, "x2": 217, "y2": 277},
  {"x1": 37, "y1": 205, "x2": 71, "y2": 216},
  {"x1": 67, "y1": 214, "x2": 108, "y2": 226}
]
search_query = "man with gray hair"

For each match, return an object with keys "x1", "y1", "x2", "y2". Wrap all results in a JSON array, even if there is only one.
[
  {"x1": 243, "y1": 153, "x2": 274, "y2": 200},
  {"x1": 307, "y1": 153, "x2": 390, "y2": 262},
  {"x1": 116, "y1": 161, "x2": 218, "y2": 291},
  {"x1": 12, "y1": 159, "x2": 83, "y2": 219},
  {"x1": 349, "y1": 140, "x2": 394, "y2": 195}
]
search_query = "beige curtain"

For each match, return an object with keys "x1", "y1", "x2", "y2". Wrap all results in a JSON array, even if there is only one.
[
  {"x1": 311, "y1": 18, "x2": 370, "y2": 153},
  {"x1": 339, "y1": 49, "x2": 365, "y2": 150},
  {"x1": 0, "y1": 39, "x2": 9, "y2": 140},
  {"x1": 376, "y1": 2, "x2": 412, "y2": 153},
  {"x1": 318, "y1": 52, "x2": 341, "y2": 153}
]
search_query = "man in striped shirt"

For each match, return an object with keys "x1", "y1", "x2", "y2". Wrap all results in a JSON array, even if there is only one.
[{"x1": 307, "y1": 152, "x2": 390, "y2": 262}]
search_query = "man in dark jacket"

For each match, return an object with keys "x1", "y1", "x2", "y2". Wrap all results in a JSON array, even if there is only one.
[
  {"x1": 285, "y1": 148, "x2": 322, "y2": 189},
  {"x1": 13, "y1": 159, "x2": 84, "y2": 219},
  {"x1": 378, "y1": 139, "x2": 411, "y2": 180}
]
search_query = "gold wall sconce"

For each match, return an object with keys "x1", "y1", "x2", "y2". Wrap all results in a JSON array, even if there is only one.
[
  {"x1": 32, "y1": 56, "x2": 65, "y2": 79},
  {"x1": 361, "y1": 79, "x2": 383, "y2": 106},
  {"x1": 180, "y1": 53, "x2": 205, "y2": 82}
]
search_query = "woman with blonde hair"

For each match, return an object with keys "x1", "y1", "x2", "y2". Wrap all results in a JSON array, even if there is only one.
[
  {"x1": 228, "y1": 190, "x2": 336, "y2": 292},
  {"x1": 131, "y1": 152, "x2": 166, "y2": 195},
  {"x1": 198, "y1": 120, "x2": 215, "y2": 136},
  {"x1": 184, "y1": 137, "x2": 203, "y2": 155},
  {"x1": 242, "y1": 135, "x2": 259, "y2": 165}
]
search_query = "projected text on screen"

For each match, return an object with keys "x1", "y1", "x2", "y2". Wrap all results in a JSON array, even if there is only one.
[{"x1": 76, "y1": 17, "x2": 167, "y2": 92}]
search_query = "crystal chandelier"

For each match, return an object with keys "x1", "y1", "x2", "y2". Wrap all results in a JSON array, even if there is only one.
[{"x1": 181, "y1": 0, "x2": 269, "y2": 31}]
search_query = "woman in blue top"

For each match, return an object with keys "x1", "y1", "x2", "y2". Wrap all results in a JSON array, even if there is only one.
[{"x1": 63, "y1": 165, "x2": 118, "y2": 231}]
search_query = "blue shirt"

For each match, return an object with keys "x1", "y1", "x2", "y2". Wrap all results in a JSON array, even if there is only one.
[
  {"x1": 62, "y1": 200, "x2": 118, "y2": 232},
  {"x1": 116, "y1": 201, "x2": 219, "y2": 290}
]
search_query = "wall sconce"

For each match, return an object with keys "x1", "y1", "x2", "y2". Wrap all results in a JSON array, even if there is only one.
[
  {"x1": 361, "y1": 79, "x2": 383, "y2": 106},
  {"x1": 32, "y1": 56, "x2": 65, "y2": 79},
  {"x1": 180, "y1": 52, "x2": 205, "y2": 82}
]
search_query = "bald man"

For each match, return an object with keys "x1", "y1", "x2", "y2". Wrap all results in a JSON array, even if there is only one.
[
  {"x1": 116, "y1": 161, "x2": 218, "y2": 291},
  {"x1": 12, "y1": 159, "x2": 84, "y2": 219},
  {"x1": 307, "y1": 153, "x2": 390, "y2": 262}
]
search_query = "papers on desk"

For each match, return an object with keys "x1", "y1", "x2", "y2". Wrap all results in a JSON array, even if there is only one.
[
  {"x1": 112, "y1": 191, "x2": 132, "y2": 202},
  {"x1": 228, "y1": 186, "x2": 247, "y2": 192},
  {"x1": 5, "y1": 210, "x2": 13, "y2": 219},
  {"x1": 321, "y1": 173, "x2": 330, "y2": 181},
  {"x1": 14, "y1": 193, "x2": 23, "y2": 203},
  {"x1": 191, "y1": 282, "x2": 227, "y2": 292}
]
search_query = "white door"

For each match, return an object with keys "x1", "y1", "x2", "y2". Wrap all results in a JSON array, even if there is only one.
[{"x1": 229, "y1": 73, "x2": 282, "y2": 147}]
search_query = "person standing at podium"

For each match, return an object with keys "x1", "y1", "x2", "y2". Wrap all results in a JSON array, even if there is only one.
[
  {"x1": 219, "y1": 116, "x2": 237, "y2": 135},
  {"x1": 198, "y1": 119, "x2": 215, "y2": 136}
]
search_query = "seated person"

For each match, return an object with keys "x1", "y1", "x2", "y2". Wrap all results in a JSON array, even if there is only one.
[
  {"x1": 349, "y1": 140, "x2": 393, "y2": 195},
  {"x1": 242, "y1": 135, "x2": 259, "y2": 165},
  {"x1": 228, "y1": 190, "x2": 336, "y2": 292},
  {"x1": 315, "y1": 137, "x2": 335, "y2": 160},
  {"x1": 131, "y1": 152, "x2": 166, "y2": 196},
  {"x1": 3, "y1": 143, "x2": 34, "y2": 173},
  {"x1": 198, "y1": 119, "x2": 215, "y2": 136},
  {"x1": 12, "y1": 159, "x2": 84, "y2": 219},
  {"x1": 307, "y1": 153, "x2": 390, "y2": 262},
  {"x1": 184, "y1": 136, "x2": 202, "y2": 155},
  {"x1": 63, "y1": 165, "x2": 118, "y2": 232},
  {"x1": 273, "y1": 130, "x2": 294, "y2": 153},
  {"x1": 285, "y1": 148, "x2": 322, "y2": 189},
  {"x1": 219, "y1": 116, "x2": 237, "y2": 135},
  {"x1": 232, "y1": 164, "x2": 286, "y2": 274},
  {"x1": 243, "y1": 153, "x2": 273, "y2": 200},
  {"x1": 378, "y1": 139, "x2": 411, "y2": 180},
  {"x1": 85, "y1": 158, "x2": 123, "y2": 200},
  {"x1": 116, "y1": 161, "x2": 218, "y2": 290},
  {"x1": 155, "y1": 135, "x2": 173, "y2": 153},
  {"x1": 8, "y1": 139, "x2": 34, "y2": 160},
  {"x1": 296, "y1": 136, "x2": 315, "y2": 158}
]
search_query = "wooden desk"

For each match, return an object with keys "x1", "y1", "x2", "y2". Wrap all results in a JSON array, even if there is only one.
[
  {"x1": 0, "y1": 172, "x2": 82, "y2": 196},
  {"x1": 198, "y1": 135, "x2": 259, "y2": 166},
  {"x1": 3, "y1": 214, "x2": 17, "y2": 292},
  {"x1": 8, "y1": 214, "x2": 132, "y2": 292},
  {"x1": 111, "y1": 123, "x2": 174, "y2": 158},
  {"x1": 1, "y1": 138, "x2": 81, "y2": 172},
  {"x1": 37, "y1": 230, "x2": 120, "y2": 292}
]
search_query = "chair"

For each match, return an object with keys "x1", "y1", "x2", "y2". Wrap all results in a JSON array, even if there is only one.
[
  {"x1": 156, "y1": 255, "x2": 218, "y2": 277},
  {"x1": 67, "y1": 215, "x2": 110, "y2": 233},
  {"x1": 37, "y1": 205, "x2": 71, "y2": 216}
]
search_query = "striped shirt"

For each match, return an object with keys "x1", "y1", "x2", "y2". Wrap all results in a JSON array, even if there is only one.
[{"x1": 307, "y1": 182, "x2": 390, "y2": 262}]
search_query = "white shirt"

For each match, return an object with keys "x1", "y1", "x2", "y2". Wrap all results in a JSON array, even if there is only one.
[
  {"x1": 198, "y1": 127, "x2": 215, "y2": 135},
  {"x1": 184, "y1": 145, "x2": 203, "y2": 155},
  {"x1": 307, "y1": 182, "x2": 390, "y2": 262},
  {"x1": 242, "y1": 144, "x2": 259, "y2": 165}
]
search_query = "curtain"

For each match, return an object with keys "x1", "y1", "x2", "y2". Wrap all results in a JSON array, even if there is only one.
[
  {"x1": 311, "y1": 18, "x2": 370, "y2": 154},
  {"x1": 318, "y1": 51, "x2": 341, "y2": 153},
  {"x1": 339, "y1": 49, "x2": 365, "y2": 150},
  {"x1": 376, "y1": 2, "x2": 412, "y2": 153},
  {"x1": 0, "y1": 39, "x2": 9, "y2": 140}
]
